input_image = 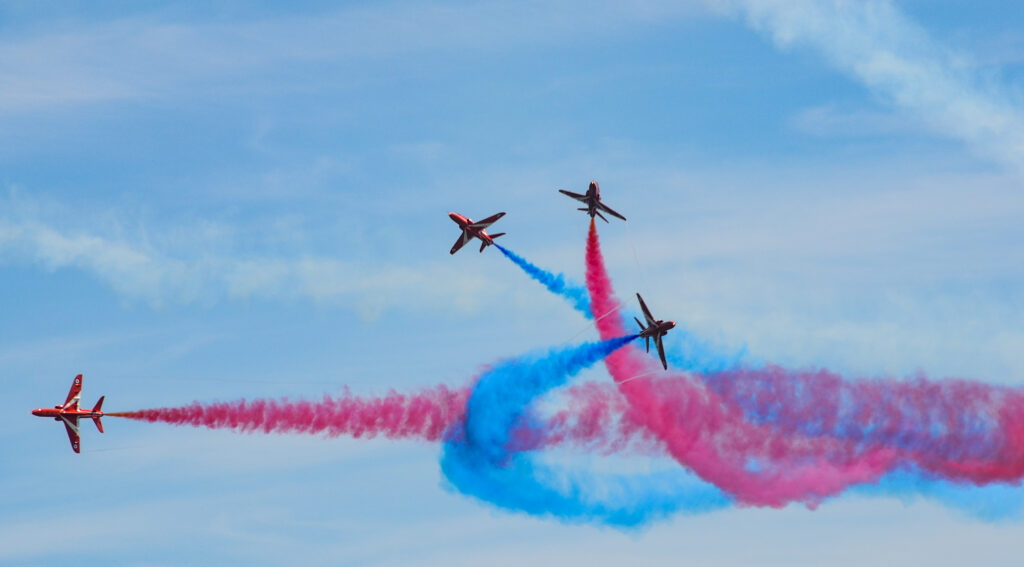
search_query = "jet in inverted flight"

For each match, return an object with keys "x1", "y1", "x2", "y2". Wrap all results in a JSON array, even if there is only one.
[
  {"x1": 31, "y1": 374, "x2": 105, "y2": 453},
  {"x1": 448, "y1": 211, "x2": 506, "y2": 254},
  {"x1": 634, "y1": 293, "x2": 676, "y2": 370},
  {"x1": 558, "y1": 181, "x2": 626, "y2": 222}
]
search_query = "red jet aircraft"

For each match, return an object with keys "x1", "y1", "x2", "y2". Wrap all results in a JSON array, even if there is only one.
[
  {"x1": 32, "y1": 374, "x2": 105, "y2": 453},
  {"x1": 634, "y1": 293, "x2": 676, "y2": 370},
  {"x1": 448, "y1": 211, "x2": 506, "y2": 254},
  {"x1": 559, "y1": 181, "x2": 627, "y2": 222}
]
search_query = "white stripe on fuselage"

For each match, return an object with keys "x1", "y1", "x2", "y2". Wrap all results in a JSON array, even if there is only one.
[{"x1": 59, "y1": 414, "x2": 80, "y2": 434}]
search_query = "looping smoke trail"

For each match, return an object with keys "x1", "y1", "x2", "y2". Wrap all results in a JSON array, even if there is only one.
[
  {"x1": 494, "y1": 243, "x2": 591, "y2": 317},
  {"x1": 441, "y1": 337, "x2": 731, "y2": 526}
]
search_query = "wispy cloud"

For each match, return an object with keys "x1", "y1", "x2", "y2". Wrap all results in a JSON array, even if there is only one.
[
  {"x1": 710, "y1": 0, "x2": 1024, "y2": 172},
  {"x1": 788, "y1": 103, "x2": 920, "y2": 138},
  {"x1": 0, "y1": 1, "x2": 704, "y2": 112},
  {"x1": 0, "y1": 194, "x2": 510, "y2": 318}
]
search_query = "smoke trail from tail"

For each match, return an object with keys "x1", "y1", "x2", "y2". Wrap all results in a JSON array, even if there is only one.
[
  {"x1": 110, "y1": 385, "x2": 469, "y2": 441},
  {"x1": 495, "y1": 240, "x2": 746, "y2": 372},
  {"x1": 494, "y1": 243, "x2": 591, "y2": 317},
  {"x1": 441, "y1": 336, "x2": 731, "y2": 526},
  {"x1": 110, "y1": 380, "x2": 661, "y2": 455}
]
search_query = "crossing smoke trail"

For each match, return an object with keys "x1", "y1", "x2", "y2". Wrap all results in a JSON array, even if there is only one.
[
  {"x1": 583, "y1": 218, "x2": 1024, "y2": 506},
  {"x1": 441, "y1": 337, "x2": 730, "y2": 526},
  {"x1": 703, "y1": 367, "x2": 1024, "y2": 483},
  {"x1": 108, "y1": 221, "x2": 1024, "y2": 522},
  {"x1": 494, "y1": 244, "x2": 591, "y2": 317}
]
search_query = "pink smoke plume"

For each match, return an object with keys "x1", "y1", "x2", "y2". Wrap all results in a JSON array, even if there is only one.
[
  {"x1": 583, "y1": 219, "x2": 1024, "y2": 505},
  {"x1": 584, "y1": 219, "x2": 907, "y2": 507}
]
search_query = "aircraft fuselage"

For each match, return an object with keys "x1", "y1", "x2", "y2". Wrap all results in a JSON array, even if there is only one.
[
  {"x1": 583, "y1": 182, "x2": 601, "y2": 217},
  {"x1": 31, "y1": 407, "x2": 103, "y2": 419},
  {"x1": 638, "y1": 320, "x2": 676, "y2": 339},
  {"x1": 449, "y1": 212, "x2": 496, "y2": 247}
]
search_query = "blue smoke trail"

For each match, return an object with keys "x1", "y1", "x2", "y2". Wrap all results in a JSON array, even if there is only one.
[
  {"x1": 440, "y1": 337, "x2": 731, "y2": 526},
  {"x1": 494, "y1": 243, "x2": 748, "y2": 372},
  {"x1": 663, "y1": 326, "x2": 751, "y2": 374},
  {"x1": 494, "y1": 244, "x2": 592, "y2": 318}
]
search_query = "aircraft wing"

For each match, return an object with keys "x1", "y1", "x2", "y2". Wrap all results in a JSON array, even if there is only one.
[
  {"x1": 61, "y1": 415, "x2": 81, "y2": 453},
  {"x1": 62, "y1": 374, "x2": 83, "y2": 410},
  {"x1": 653, "y1": 334, "x2": 668, "y2": 370},
  {"x1": 558, "y1": 189, "x2": 587, "y2": 202},
  {"x1": 469, "y1": 212, "x2": 505, "y2": 229},
  {"x1": 655, "y1": 333, "x2": 671, "y2": 368},
  {"x1": 597, "y1": 201, "x2": 626, "y2": 221},
  {"x1": 636, "y1": 294, "x2": 657, "y2": 326},
  {"x1": 450, "y1": 231, "x2": 471, "y2": 254}
]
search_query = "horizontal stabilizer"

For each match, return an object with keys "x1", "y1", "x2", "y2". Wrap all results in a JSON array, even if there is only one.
[
  {"x1": 93, "y1": 416, "x2": 104, "y2": 434},
  {"x1": 92, "y1": 395, "x2": 104, "y2": 412},
  {"x1": 489, "y1": 232, "x2": 505, "y2": 239},
  {"x1": 470, "y1": 211, "x2": 505, "y2": 229}
]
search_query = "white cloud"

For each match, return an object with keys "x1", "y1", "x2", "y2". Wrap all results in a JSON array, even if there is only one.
[{"x1": 707, "y1": 0, "x2": 1024, "y2": 172}]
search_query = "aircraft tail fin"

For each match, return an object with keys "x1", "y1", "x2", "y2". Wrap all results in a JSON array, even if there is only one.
[
  {"x1": 634, "y1": 317, "x2": 650, "y2": 352},
  {"x1": 479, "y1": 240, "x2": 488, "y2": 252},
  {"x1": 92, "y1": 395, "x2": 104, "y2": 413},
  {"x1": 489, "y1": 232, "x2": 505, "y2": 239},
  {"x1": 634, "y1": 316, "x2": 645, "y2": 332},
  {"x1": 93, "y1": 416, "x2": 104, "y2": 434}
]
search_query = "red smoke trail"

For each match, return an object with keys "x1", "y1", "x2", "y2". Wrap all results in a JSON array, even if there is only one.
[
  {"x1": 584, "y1": 219, "x2": 899, "y2": 507},
  {"x1": 110, "y1": 380, "x2": 660, "y2": 454},
  {"x1": 110, "y1": 385, "x2": 469, "y2": 442}
]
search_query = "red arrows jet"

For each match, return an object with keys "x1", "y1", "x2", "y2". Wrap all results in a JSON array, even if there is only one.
[
  {"x1": 448, "y1": 211, "x2": 506, "y2": 254},
  {"x1": 559, "y1": 181, "x2": 626, "y2": 222},
  {"x1": 634, "y1": 293, "x2": 676, "y2": 370},
  {"x1": 31, "y1": 374, "x2": 105, "y2": 453}
]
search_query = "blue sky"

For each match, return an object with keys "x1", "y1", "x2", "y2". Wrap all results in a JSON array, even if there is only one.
[{"x1": 2, "y1": 1, "x2": 1024, "y2": 564}]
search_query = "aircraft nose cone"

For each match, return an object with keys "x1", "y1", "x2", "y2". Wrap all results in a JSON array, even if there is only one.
[
  {"x1": 668, "y1": 321, "x2": 676, "y2": 328},
  {"x1": 31, "y1": 409, "x2": 42, "y2": 416}
]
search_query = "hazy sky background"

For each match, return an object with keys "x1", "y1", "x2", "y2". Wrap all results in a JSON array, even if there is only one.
[{"x1": 2, "y1": 1, "x2": 1024, "y2": 565}]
